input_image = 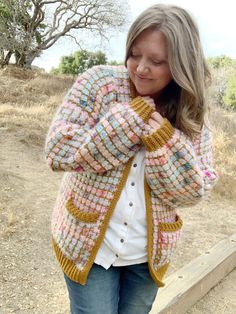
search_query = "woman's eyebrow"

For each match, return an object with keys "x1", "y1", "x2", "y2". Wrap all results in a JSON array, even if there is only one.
[
  {"x1": 131, "y1": 46, "x2": 166, "y2": 59},
  {"x1": 152, "y1": 55, "x2": 167, "y2": 61}
]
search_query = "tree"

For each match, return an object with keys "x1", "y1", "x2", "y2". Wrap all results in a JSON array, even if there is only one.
[
  {"x1": 208, "y1": 55, "x2": 236, "y2": 69},
  {"x1": 0, "y1": 0, "x2": 130, "y2": 68},
  {"x1": 0, "y1": 0, "x2": 34, "y2": 67},
  {"x1": 51, "y1": 50, "x2": 107, "y2": 75}
]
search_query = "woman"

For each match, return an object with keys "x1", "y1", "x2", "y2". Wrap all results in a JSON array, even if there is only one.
[{"x1": 45, "y1": 4, "x2": 217, "y2": 314}]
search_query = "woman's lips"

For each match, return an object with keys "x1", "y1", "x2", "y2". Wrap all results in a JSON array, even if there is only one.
[{"x1": 135, "y1": 74, "x2": 151, "y2": 82}]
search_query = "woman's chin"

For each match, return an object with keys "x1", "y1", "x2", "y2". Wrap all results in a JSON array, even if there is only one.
[
  {"x1": 135, "y1": 88, "x2": 150, "y2": 97},
  {"x1": 136, "y1": 90, "x2": 158, "y2": 98}
]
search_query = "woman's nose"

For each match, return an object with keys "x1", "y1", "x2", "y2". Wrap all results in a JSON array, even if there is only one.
[{"x1": 136, "y1": 60, "x2": 149, "y2": 74}]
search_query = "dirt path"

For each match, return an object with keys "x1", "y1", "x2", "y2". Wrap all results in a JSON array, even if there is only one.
[
  {"x1": 0, "y1": 115, "x2": 235, "y2": 313},
  {"x1": 187, "y1": 268, "x2": 236, "y2": 314},
  {"x1": 0, "y1": 127, "x2": 68, "y2": 313}
]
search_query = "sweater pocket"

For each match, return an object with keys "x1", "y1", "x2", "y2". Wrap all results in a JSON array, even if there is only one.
[
  {"x1": 66, "y1": 197, "x2": 99, "y2": 223},
  {"x1": 156, "y1": 215, "x2": 183, "y2": 267}
]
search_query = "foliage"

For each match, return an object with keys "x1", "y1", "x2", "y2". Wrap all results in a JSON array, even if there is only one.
[
  {"x1": 0, "y1": 0, "x2": 130, "y2": 68},
  {"x1": 223, "y1": 73, "x2": 236, "y2": 109},
  {"x1": 0, "y1": 0, "x2": 47, "y2": 66},
  {"x1": 51, "y1": 50, "x2": 107, "y2": 75},
  {"x1": 208, "y1": 55, "x2": 236, "y2": 69},
  {"x1": 108, "y1": 60, "x2": 124, "y2": 66},
  {"x1": 207, "y1": 55, "x2": 236, "y2": 109}
]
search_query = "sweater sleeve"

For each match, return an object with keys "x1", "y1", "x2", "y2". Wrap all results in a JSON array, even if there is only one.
[
  {"x1": 45, "y1": 67, "x2": 154, "y2": 173},
  {"x1": 142, "y1": 119, "x2": 218, "y2": 207}
]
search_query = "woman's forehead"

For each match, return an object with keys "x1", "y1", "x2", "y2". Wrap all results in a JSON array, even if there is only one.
[{"x1": 131, "y1": 29, "x2": 168, "y2": 58}]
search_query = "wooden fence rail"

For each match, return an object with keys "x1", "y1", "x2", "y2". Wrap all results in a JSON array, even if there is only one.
[{"x1": 150, "y1": 233, "x2": 236, "y2": 314}]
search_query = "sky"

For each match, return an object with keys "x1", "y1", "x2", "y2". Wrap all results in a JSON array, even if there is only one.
[{"x1": 33, "y1": 0, "x2": 236, "y2": 71}]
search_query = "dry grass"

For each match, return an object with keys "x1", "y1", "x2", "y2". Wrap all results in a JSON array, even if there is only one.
[
  {"x1": 0, "y1": 210, "x2": 19, "y2": 238},
  {"x1": 207, "y1": 67, "x2": 236, "y2": 201},
  {"x1": 0, "y1": 66, "x2": 74, "y2": 146},
  {"x1": 24, "y1": 73, "x2": 74, "y2": 97},
  {"x1": 0, "y1": 65, "x2": 235, "y2": 203},
  {"x1": 210, "y1": 106, "x2": 236, "y2": 201},
  {"x1": 0, "y1": 66, "x2": 74, "y2": 106}
]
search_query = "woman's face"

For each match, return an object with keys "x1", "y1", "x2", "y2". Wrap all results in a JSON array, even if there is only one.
[{"x1": 127, "y1": 28, "x2": 172, "y2": 98}]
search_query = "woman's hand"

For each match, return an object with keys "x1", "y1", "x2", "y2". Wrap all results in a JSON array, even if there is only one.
[
  {"x1": 148, "y1": 111, "x2": 164, "y2": 132},
  {"x1": 142, "y1": 96, "x2": 164, "y2": 133},
  {"x1": 142, "y1": 96, "x2": 156, "y2": 110}
]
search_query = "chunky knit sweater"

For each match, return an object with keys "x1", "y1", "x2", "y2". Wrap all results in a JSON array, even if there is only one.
[{"x1": 45, "y1": 65, "x2": 217, "y2": 287}]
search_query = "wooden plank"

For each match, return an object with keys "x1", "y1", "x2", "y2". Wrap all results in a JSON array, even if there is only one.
[{"x1": 150, "y1": 233, "x2": 236, "y2": 314}]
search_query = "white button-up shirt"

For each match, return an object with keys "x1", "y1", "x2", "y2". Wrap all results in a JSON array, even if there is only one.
[{"x1": 95, "y1": 148, "x2": 148, "y2": 269}]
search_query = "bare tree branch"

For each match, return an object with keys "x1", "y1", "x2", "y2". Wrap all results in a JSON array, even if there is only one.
[{"x1": 0, "y1": 0, "x2": 130, "y2": 67}]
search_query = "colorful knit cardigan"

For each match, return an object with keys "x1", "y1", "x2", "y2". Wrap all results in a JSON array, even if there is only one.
[{"x1": 45, "y1": 65, "x2": 217, "y2": 287}]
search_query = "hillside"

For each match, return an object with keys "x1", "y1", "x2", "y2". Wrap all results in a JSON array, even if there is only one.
[{"x1": 0, "y1": 66, "x2": 235, "y2": 313}]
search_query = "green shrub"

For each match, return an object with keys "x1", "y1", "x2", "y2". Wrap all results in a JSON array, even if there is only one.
[
  {"x1": 108, "y1": 60, "x2": 124, "y2": 66},
  {"x1": 50, "y1": 50, "x2": 107, "y2": 75},
  {"x1": 223, "y1": 73, "x2": 236, "y2": 109},
  {"x1": 208, "y1": 55, "x2": 236, "y2": 69}
]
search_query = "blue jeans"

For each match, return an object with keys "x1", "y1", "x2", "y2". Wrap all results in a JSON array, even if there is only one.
[{"x1": 64, "y1": 262, "x2": 158, "y2": 314}]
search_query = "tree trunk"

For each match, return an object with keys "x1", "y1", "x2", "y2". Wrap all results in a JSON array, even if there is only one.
[
  {"x1": 25, "y1": 51, "x2": 39, "y2": 68},
  {"x1": 15, "y1": 49, "x2": 41, "y2": 68},
  {"x1": 16, "y1": 54, "x2": 27, "y2": 68},
  {"x1": 0, "y1": 50, "x2": 13, "y2": 67},
  {"x1": 5, "y1": 51, "x2": 12, "y2": 65}
]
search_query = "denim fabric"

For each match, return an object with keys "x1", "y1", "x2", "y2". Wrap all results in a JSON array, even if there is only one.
[{"x1": 64, "y1": 263, "x2": 158, "y2": 314}]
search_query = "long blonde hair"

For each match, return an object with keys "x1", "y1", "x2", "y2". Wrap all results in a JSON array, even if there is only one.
[{"x1": 125, "y1": 4, "x2": 211, "y2": 138}]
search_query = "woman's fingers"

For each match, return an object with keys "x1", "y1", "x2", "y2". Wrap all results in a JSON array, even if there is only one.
[
  {"x1": 141, "y1": 97, "x2": 164, "y2": 132},
  {"x1": 142, "y1": 96, "x2": 156, "y2": 109},
  {"x1": 148, "y1": 118, "x2": 160, "y2": 130},
  {"x1": 150, "y1": 111, "x2": 164, "y2": 125}
]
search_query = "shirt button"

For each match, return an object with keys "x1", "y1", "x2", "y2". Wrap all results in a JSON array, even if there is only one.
[
  {"x1": 131, "y1": 182, "x2": 135, "y2": 186},
  {"x1": 129, "y1": 202, "x2": 133, "y2": 207},
  {"x1": 120, "y1": 239, "x2": 124, "y2": 243},
  {"x1": 133, "y1": 163, "x2": 137, "y2": 167}
]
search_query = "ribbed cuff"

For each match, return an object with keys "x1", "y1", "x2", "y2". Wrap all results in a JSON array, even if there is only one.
[
  {"x1": 142, "y1": 118, "x2": 175, "y2": 151},
  {"x1": 129, "y1": 96, "x2": 154, "y2": 123}
]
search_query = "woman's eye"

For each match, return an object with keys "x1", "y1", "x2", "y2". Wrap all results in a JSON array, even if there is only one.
[
  {"x1": 152, "y1": 60, "x2": 162, "y2": 65},
  {"x1": 131, "y1": 53, "x2": 140, "y2": 58}
]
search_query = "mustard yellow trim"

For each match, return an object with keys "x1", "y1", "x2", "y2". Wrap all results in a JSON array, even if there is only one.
[
  {"x1": 53, "y1": 158, "x2": 134, "y2": 285},
  {"x1": 52, "y1": 239, "x2": 87, "y2": 285},
  {"x1": 85, "y1": 157, "x2": 134, "y2": 272},
  {"x1": 144, "y1": 178, "x2": 169, "y2": 287},
  {"x1": 142, "y1": 118, "x2": 175, "y2": 152},
  {"x1": 159, "y1": 215, "x2": 183, "y2": 232},
  {"x1": 153, "y1": 263, "x2": 169, "y2": 288},
  {"x1": 66, "y1": 198, "x2": 99, "y2": 223},
  {"x1": 129, "y1": 97, "x2": 154, "y2": 123}
]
